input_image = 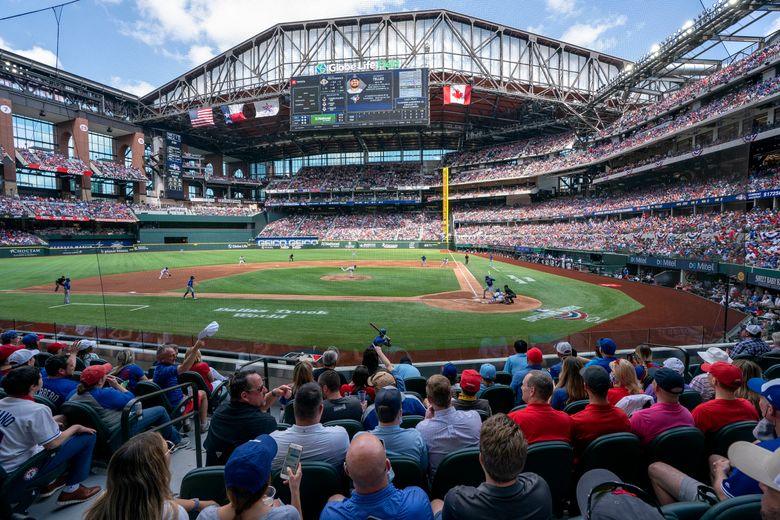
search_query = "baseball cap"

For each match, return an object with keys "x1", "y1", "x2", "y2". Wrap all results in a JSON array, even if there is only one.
[
  {"x1": 653, "y1": 368, "x2": 685, "y2": 395},
  {"x1": 582, "y1": 366, "x2": 610, "y2": 394},
  {"x1": 369, "y1": 370, "x2": 396, "y2": 389},
  {"x1": 745, "y1": 324, "x2": 763, "y2": 336},
  {"x1": 729, "y1": 441, "x2": 780, "y2": 493},
  {"x1": 479, "y1": 363, "x2": 497, "y2": 381},
  {"x1": 1, "y1": 330, "x2": 18, "y2": 344},
  {"x1": 747, "y1": 378, "x2": 780, "y2": 408},
  {"x1": 527, "y1": 347, "x2": 544, "y2": 365},
  {"x1": 8, "y1": 349, "x2": 39, "y2": 367},
  {"x1": 662, "y1": 358, "x2": 685, "y2": 375},
  {"x1": 374, "y1": 386, "x2": 403, "y2": 417},
  {"x1": 46, "y1": 342, "x2": 66, "y2": 354},
  {"x1": 556, "y1": 341, "x2": 573, "y2": 355},
  {"x1": 321, "y1": 348, "x2": 339, "y2": 367},
  {"x1": 78, "y1": 340, "x2": 97, "y2": 351},
  {"x1": 698, "y1": 347, "x2": 732, "y2": 365},
  {"x1": 701, "y1": 361, "x2": 743, "y2": 389},
  {"x1": 442, "y1": 362, "x2": 457, "y2": 379},
  {"x1": 21, "y1": 334, "x2": 43, "y2": 347},
  {"x1": 225, "y1": 435, "x2": 278, "y2": 493},
  {"x1": 576, "y1": 469, "x2": 664, "y2": 520},
  {"x1": 460, "y1": 369, "x2": 481, "y2": 393},
  {"x1": 79, "y1": 363, "x2": 113, "y2": 386},
  {"x1": 597, "y1": 338, "x2": 618, "y2": 356}
]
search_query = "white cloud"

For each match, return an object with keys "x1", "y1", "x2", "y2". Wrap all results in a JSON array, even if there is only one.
[
  {"x1": 187, "y1": 45, "x2": 215, "y2": 66},
  {"x1": 0, "y1": 37, "x2": 61, "y2": 67},
  {"x1": 767, "y1": 16, "x2": 780, "y2": 36},
  {"x1": 546, "y1": 0, "x2": 577, "y2": 16},
  {"x1": 123, "y1": 0, "x2": 405, "y2": 61},
  {"x1": 527, "y1": 24, "x2": 545, "y2": 35},
  {"x1": 560, "y1": 15, "x2": 627, "y2": 51},
  {"x1": 109, "y1": 76, "x2": 155, "y2": 96}
]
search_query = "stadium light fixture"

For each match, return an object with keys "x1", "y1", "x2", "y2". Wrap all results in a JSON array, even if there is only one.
[
  {"x1": 682, "y1": 20, "x2": 694, "y2": 31},
  {"x1": 650, "y1": 43, "x2": 661, "y2": 56}
]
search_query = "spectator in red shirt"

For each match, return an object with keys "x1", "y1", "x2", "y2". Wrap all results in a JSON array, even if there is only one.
[
  {"x1": 340, "y1": 365, "x2": 376, "y2": 402},
  {"x1": 630, "y1": 368, "x2": 694, "y2": 446},
  {"x1": 692, "y1": 362, "x2": 759, "y2": 434},
  {"x1": 191, "y1": 351, "x2": 214, "y2": 392},
  {"x1": 0, "y1": 330, "x2": 23, "y2": 364},
  {"x1": 509, "y1": 370, "x2": 572, "y2": 444},
  {"x1": 571, "y1": 366, "x2": 630, "y2": 452}
]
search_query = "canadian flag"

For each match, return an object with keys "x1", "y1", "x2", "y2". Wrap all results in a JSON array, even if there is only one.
[{"x1": 443, "y1": 84, "x2": 471, "y2": 105}]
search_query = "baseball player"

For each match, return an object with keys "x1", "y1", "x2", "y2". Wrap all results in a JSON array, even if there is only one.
[
  {"x1": 372, "y1": 328, "x2": 391, "y2": 348},
  {"x1": 487, "y1": 289, "x2": 505, "y2": 304},
  {"x1": 503, "y1": 285, "x2": 517, "y2": 305},
  {"x1": 289, "y1": 253, "x2": 294, "y2": 262},
  {"x1": 483, "y1": 274, "x2": 496, "y2": 299},
  {"x1": 440, "y1": 258, "x2": 449, "y2": 267},
  {"x1": 63, "y1": 278, "x2": 71, "y2": 304},
  {"x1": 421, "y1": 255, "x2": 427, "y2": 267},
  {"x1": 489, "y1": 253, "x2": 494, "y2": 267},
  {"x1": 239, "y1": 255, "x2": 246, "y2": 265},
  {"x1": 159, "y1": 267, "x2": 171, "y2": 279},
  {"x1": 340, "y1": 265, "x2": 357, "y2": 278},
  {"x1": 464, "y1": 254, "x2": 469, "y2": 265},
  {"x1": 54, "y1": 274, "x2": 66, "y2": 292},
  {"x1": 183, "y1": 275, "x2": 197, "y2": 299}
]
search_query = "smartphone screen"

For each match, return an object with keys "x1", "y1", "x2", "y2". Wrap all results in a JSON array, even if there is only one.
[{"x1": 280, "y1": 443, "x2": 303, "y2": 480}]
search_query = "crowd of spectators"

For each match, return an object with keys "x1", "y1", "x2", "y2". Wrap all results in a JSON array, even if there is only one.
[
  {"x1": 266, "y1": 192, "x2": 421, "y2": 206},
  {"x1": 90, "y1": 161, "x2": 147, "y2": 182},
  {"x1": 443, "y1": 132, "x2": 576, "y2": 166},
  {"x1": 18, "y1": 148, "x2": 92, "y2": 176},
  {"x1": 0, "y1": 228, "x2": 47, "y2": 246},
  {"x1": 259, "y1": 211, "x2": 444, "y2": 241},
  {"x1": 749, "y1": 166, "x2": 780, "y2": 192},
  {"x1": 131, "y1": 203, "x2": 260, "y2": 217},
  {"x1": 13, "y1": 196, "x2": 138, "y2": 222},
  {"x1": 429, "y1": 185, "x2": 535, "y2": 201},
  {"x1": 266, "y1": 163, "x2": 436, "y2": 193}
]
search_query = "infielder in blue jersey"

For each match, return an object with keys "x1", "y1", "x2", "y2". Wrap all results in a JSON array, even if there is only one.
[{"x1": 183, "y1": 275, "x2": 196, "y2": 299}]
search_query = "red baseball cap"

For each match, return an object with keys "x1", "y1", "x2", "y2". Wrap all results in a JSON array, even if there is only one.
[
  {"x1": 460, "y1": 369, "x2": 481, "y2": 393},
  {"x1": 702, "y1": 361, "x2": 743, "y2": 389},
  {"x1": 527, "y1": 347, "x2": 544, "y2": 365},
  {"x1": 80, "y1": 363, "x2": 113, "y2": 386},
  {"x1": 46, "y1": 342, "x2": 66, "y2": 354}
]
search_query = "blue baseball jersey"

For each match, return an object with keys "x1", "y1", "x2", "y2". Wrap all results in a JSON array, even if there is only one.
[{"x1": 187, "y1": 278, "x2": 194, "y2": 288}]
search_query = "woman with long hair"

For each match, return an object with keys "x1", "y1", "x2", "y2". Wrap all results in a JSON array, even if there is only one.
[
  {"x1": 340, "y1": 365, "x2": 375, "y2": 402},
  {"x1": 197, "y1": 435, "x2": 302, "y2": 520},
  {"x1": 291, "y1": 361, "x2": 313, "y2": 397},
  {"x1": 734, "y1": 359, "x2": 763, "y2": 417},
  {"x1": 607, "y1": 358, "x2": 643, "y2": 405},
  {"x1": 191, "y1": 350, "x2": 215, "y2": 392},
  {"x1": 551, "y1": 357, "x2": 587, "y2": 410},
  {"x1": 85, "y1": 431, "x2": 216, "y2": 520},
  {"x1": 110, "y1": 349, "x2": 147, "y2": 392},
  {"x1": 361, "y1": 347, "x2": 380, "y2": 376}
]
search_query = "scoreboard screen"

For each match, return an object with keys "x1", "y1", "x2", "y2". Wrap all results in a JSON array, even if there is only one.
[{"x1": 290, "y1": 68, "x2": 428, "y2": 131}]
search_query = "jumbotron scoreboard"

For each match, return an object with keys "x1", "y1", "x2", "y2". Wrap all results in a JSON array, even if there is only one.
[{"x1": 290, "y1": 68, "x2": 429, "y2": 131}]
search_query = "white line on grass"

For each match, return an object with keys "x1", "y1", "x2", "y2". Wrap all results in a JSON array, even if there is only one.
[
  {"x1": 48, "y1": 303, "x2": 149, "y2": 312},
  {"x1": 449, "y1": 251, "x2": 478, "y2": 297}
]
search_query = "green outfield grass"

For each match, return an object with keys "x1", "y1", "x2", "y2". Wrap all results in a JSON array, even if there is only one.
[
  {"x1": 196, "y1": 267, "x2": 460, "y2": 296},
  {"x1": 0, "y1": 249, "x2": 643, "y2": 350}
]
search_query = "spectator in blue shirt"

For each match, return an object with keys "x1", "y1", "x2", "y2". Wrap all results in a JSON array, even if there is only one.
[
  {"x1": 320, "y1": 433, "x2": 433, "y2": 520},
  {"x1": 510, "y1": 348, "x2": 549, "y2": 404},
  {"x1": 584, "y1": 338, "x2": 619, "y2": 373},
  {"x1": 549, "y1": 342, "x2": 573, "y2": 380},
  {"x1": 393, "y1": 354, "x2": 422, "y2": 381},
  {"x1": 477, "y1": 363, "x2": 497, "y2": 397},
  {"x1": 154, "y1": 340, "x2": 210, "y2": 432},
  {"x1": 38, "y1": 345, "x2": 79, "y2": 410},
  {"x1": 110, "y1": 349, "x2": 148, "y2": 392},
  {"x1": 503, "y1": 340, "x2": 528, "y2": 375}
]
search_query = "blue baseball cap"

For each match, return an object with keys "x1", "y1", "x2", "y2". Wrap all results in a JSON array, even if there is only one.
[
  {"x1": 442, "y1": 362, "x2": 457, "y2": 379},
  {"x1": 21, "y1": 333, "x2": 42, "y2": 347},
  {"x1": 747, "y1": 378, "x2": 780, "y2": 408},
  {"x1": 480, "y1": 363, "x2": 496, "y2": 381},
  {"x1": 1, "y1": 330, "x2": 18, "y2": 344},
  {"x1": 224, "y1": 435, "x2": 278, "y2": 492},
  {"x1": 597, "y1": 338, "x2": 618, "y2": 356}
]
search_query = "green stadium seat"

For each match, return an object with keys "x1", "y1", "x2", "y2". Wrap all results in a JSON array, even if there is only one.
[
  {"x1": 179, "y1": 466, "x2": 228, "y2": 519},
  {"x1": 277, "y1": 422, "x2": 292, "y2": 431},
  {"x1": 525, "y1": 441, "x2": 573, "y2": 517},
  {"x1": 476, "y1": 409, "x2": 490, "y2": 422},
  {"x1": 75, "y1": 357, "x2": 86, "y2": 371},
  {"x1": 708, "y1": 421, "x2": 758, "y2": 457},
  {"x1": 431, "y1": 447, "x2": 483, "y2": 499},
  {"x1": 179, "y1": 370, "x2": 229, "y2": 413},
  {"x1": 579, "y1": 432, "x2": 641, "y2": 485},
  {"x1": 33, "y1": 394, "x2": 58, "y2": 414},
  {"x1": 0, "y1": 449, "x2": 65, "y2": 518},
  {"x1": 563, "y1": 399, "x2": 589, "y2": 415},
  {"x1": 679, "y1": 390, "x2": 703, "y2": 412},
  {"x1": 33, "y1": 352, "x2": 51, "y2": 368},
  {"x1": 400, "y1": 414, "x2": 424, "y2": 429},
  {"x1": 404, "y1": 390, "x2": 424, "y2": 402},
  {"x1": 494, "y1": 371, "x2": 512, "y2": 385},
  {"x1": 388, "y1": 455, "x2": 428, "y2": 493},
  {"x1": 272, "y1": 461, "x2": 346, "y2": 520},
  {"x1": 60, "y1": 400, "x2": 123, "y2": 463},
  {"x1": 699, "y1": 494, "x2": 762, "y2": 520},
  {"x1": 282, "y1": 400, "x2": 296, "y2": 424},
  {"x1": 510, "y1": 404, "x2": 527, "y2": 413},
  {"x1": 647, "y1": 427, "x2": 707, "y2": 482},
  {"x1": 756, "y1": 353, "x2": 780, "y2": 371},
  {"x1": 480, "y1": 385, "x2": 515, "y2": 414},
  {"x1": 323, "y1": 419, "x2": 363, "y2": 440},
  {"x1": 661, "y1": 501, "x2": 712, "y2": 520},
  {"x1": 765, "y1": 364, "x2": 780, "y2": 380},
  {"x1": 403, "y1": 377, "x2": 427, "y2": 397},
  {"x1": 89, "y1": 358, "x2": 109, "y2": 366}
]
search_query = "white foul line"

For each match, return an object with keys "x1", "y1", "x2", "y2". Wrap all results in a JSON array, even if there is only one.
[
  {"x1": 48, "y1": 303, "x2": 149, "y2": 312},
  {"x1": 449, "y1": 252, "x2": 478, "y2": 297}
]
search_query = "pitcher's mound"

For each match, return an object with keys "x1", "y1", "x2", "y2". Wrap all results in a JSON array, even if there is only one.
[{"x1": 320, "y1": 275, "x2": 372, "y2": 281}]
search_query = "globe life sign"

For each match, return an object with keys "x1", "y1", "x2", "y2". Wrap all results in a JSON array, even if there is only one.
[{"x1": 313, "y1": 59, "x2": 401, "y2": 74}]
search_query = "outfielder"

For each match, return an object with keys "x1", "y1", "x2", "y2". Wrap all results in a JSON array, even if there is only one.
[
  {"x1": 159, "y1": 267, "x2": 171, "y2": 279},
  {"x1": 421, "y1": 255, "x2": 427, "y2": 267},
  {"x1": 183, "y1": 275, "x2": 197, "y2": 299},
  {"x1": 483, "y1": 274, "x2": 496, "y2": 299},
  {"x1": 239, "y1": 255, "x2": 246, "y2": 265}
]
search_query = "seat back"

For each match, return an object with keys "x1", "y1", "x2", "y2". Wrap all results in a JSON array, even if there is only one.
[
  {"x1": 563, "y1": 399, "x2": 589, "y2": 415},
  {"x1": 33, "y1": 394, "x2": 58, "y2": 414},
  {"x1": 272, "y1": 462, "x2": 345, "y2": 520},
  {"x1": 323, "y1": 419, "x2": 363, "y2": 440},
  {"x1": 510, "y1": 404, "x2": 527, "y2": 413},
  {"x1": 33, "y1": 352, "x2": 51, "y2": 368},
  {"x1": 765, "y1": 364, "x2": 780, "y2": 380},
  {"x1": 757, "y1": 354, "x2": 780, "y2": 371},
  {"x1": 134, "y1": 380, "x2": 172, "y2": 413},
  {"x1": 476, "y1": 409, "x2": 490, "y2": 422},
  {"x1": 494, "y1": 371, "x2": 512, "y2": 385},
  {"x1": 580, "y1": 432, "x2": 641, "y2": 484},
  {"x1": 403, "y1": 376, "x2": 427, "y2": 397},
  {"x1": 179, "y1": 466, "x2": 228, "y2": 507},
  {"x1": 60, "y1": 401, "x2": 120, "y2": 462},
  {"x1": 282, "y1": 400, "x2": 296, "y2": 425},
  {"x1": 75, "y1": 357, "x2": 86, "y2": 371},
  {"x1": 525, "y1": 441, "x2": 573, "y2": 517},
  {"x1": 89, "y1": 358, "x2": 108, "y2": 366},
  {"x1": 708, "y1": 421, "x2": 758, "y2": 457},
  {"x1": 0, "y1": 449, "x2": 63, "y2": 516},
  {"x1": 179, "y1": 371, "x2": 225, "y2": 413},
  {"x1": 388, "y1": 455, "x2": 428, "y2": 492},
  {"x1": 400, "y1": 414, "x2": 424, "y2": 429},
  {"x1": 679, "y1": 390, "x2": 703, "y2": 412},
  {"x1": 661, "y1": 501, "x2": 712, "y2": 520},
  {"x1": 480, "y1": 385, "x2": 515, "y2": 414},
  {"x1": 647, "y1": 427, "x2": 707, "y2": 481},
  {"x1": 431, "y1": 447, "x2": 483, "y2": 499},
  {"x1": 699, "y1": 494, "x2": 762, "y2": 520}
]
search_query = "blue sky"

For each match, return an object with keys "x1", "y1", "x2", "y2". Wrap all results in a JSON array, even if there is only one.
[{"x1": 1, "y1": 0, "x2": 778, "y2": 96}]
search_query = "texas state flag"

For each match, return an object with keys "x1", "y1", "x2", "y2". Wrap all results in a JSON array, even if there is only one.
[
  {"x1": 220, "y1": 104, "x2": 247, "y2": 124},
  {"x1": 443, "y1": 84, "x2": 472, "y2": 105}
]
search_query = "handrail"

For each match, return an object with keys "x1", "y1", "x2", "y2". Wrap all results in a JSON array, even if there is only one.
[{"x1": 119, "y1": 381, "x2": 203, "y2": 467}]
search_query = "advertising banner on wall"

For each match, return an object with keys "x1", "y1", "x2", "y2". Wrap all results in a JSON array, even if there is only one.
[{"x1": 627, "y1": 255, "x2": 718, "y2": 273}]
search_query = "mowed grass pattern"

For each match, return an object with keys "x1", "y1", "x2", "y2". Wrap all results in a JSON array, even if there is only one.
[{"x1": 196, "y1": 267, "x2": 460, "y2": 296}]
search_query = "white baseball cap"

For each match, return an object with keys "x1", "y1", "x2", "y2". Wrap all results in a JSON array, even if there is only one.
[
  {"x1": 699, "y1": 347, "x2": 732, "y2": 365},
  {"x1": 662, "y1": 357, "x2": 685, "y2": 375},
  {"x1": 745, "y1": 324, "x2": 763, "y2": 336},
  {"x1": 78, "y1": 340, "x2": 97, "y2": 351},
  {"x1": 728, "y1": 441, "x2": 780, "y2": 491},
  {"x1": 556, "y1": 341, "x2": 573, "y2": 355},
  {"x1": 8, "y1": 349, "x2": 39, "y2": 366}
]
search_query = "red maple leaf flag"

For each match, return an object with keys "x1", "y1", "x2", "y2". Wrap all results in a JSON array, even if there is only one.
[{"x1": 443, "y1": 84, "x2": 471, "y2": 105}]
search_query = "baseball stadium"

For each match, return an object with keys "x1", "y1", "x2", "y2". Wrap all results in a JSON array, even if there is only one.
[{"x1": 2, "y1": 1, "x2": 780, "y2": 519}]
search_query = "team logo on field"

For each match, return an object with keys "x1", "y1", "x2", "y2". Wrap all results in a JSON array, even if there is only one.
[{"x1": 522, "y1": 306, "x2": 588, "y2": 322}]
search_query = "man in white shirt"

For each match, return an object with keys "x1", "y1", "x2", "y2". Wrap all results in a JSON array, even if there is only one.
[
  {"x1": 416, "y1": 375, "x2": 481, "y2": 480},
  {"x1": 270, "y1": 382, "x2": 350, "y2": 472},
  {"x1": 0, "y1": 366, "x2": 101, "y2": 506}
]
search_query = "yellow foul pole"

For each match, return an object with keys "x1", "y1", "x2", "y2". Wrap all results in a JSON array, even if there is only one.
[{"x1": 442, "y1": 166, "x2": 449, "y2": 244}]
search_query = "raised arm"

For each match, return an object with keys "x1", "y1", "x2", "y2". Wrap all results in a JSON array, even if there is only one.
[{"x1": 177, "y1": 340, "x2": 203, "y2": 374}]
